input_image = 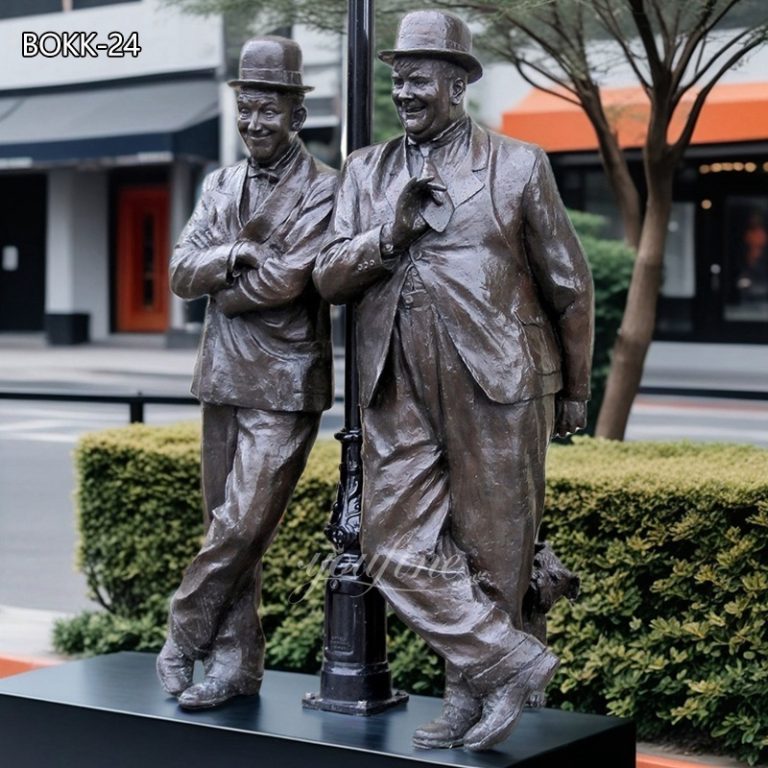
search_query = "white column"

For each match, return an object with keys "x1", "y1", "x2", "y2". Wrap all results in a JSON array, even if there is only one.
[
  {"x1": 219, "y1": 81, "x2": 241, "y2": 167},
  {"x1": 169, "y1": 161, "x2": 192, "y2": 330},
  {"x1": 45, "y1": 168, "x2": 109, "y2": 340}
]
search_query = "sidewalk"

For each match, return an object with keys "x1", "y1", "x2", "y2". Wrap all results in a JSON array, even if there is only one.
[
  {"x1": 2, "y1": 334, "x2": 767, "y2": 396},
  {"x1": 0, "y1": 332, "x2": 195, "y2": 395},
  {"x1": 641, "y1": 341, "x2": 768, "y2": 393}
]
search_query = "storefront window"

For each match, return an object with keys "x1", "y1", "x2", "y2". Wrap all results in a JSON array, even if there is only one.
[
  {"x1": 723, "y1": 196, "x2": 768, "y2": 323},
  {"x1": 662, "y1": 203, "x2": 696, "y2": 298},
  {"x1": 582, "y1": 171, "x2": 623, "y2": 240}
]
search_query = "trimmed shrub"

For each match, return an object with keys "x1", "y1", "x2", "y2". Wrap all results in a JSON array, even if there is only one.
[
  {"x1": 544, "y1": 439, "x2": 768, "y2": 766},
  {"x1": 57, "y1": 432, "x2": 768, "y2": 764}
]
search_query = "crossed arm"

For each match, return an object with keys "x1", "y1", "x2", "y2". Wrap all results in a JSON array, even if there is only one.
[{"x1": 170, "y1": 173, "x2": 335, "y2": 314}]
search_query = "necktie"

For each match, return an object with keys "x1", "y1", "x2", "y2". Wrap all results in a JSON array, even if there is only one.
[{"x1": 417, "y1": 144, "x2": 453, "y2": 233}]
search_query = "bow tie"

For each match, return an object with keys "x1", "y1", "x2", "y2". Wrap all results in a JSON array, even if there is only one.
[{"x1": 248, "y1": 168, "x2": 280, "y2": 184}]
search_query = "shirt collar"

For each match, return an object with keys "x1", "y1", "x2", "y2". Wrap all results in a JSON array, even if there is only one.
[
  {"x1": 247, "y1": 138, "x2": 301, "y2": 181},
  {"x1": 406, "y1": 115, "x2": 471, "y2": 152}
]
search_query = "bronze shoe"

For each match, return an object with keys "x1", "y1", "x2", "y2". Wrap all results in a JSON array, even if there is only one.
[
  {"x1": 156, "y1": 639, "x2": 194, "y2": 696},
  {"x1": 413, "y1": 694, "x2": 482, "y2": 749},
  {"x1": 463, "y1": 650, "x2": 559, "y2": 751},
  {"x1": 177, "y1": 675, "x2": 262, "y2": 710}
]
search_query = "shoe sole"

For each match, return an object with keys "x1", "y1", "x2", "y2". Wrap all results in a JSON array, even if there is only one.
[
  {"x1": 464, "y1": 654, "x2": 560, "y2": 751},
  {"x1": 177, "y1": 685, "x2": 262, "y2": 711},
  {"x1": 412, "y1": 736, "x2": 464, "y2": 750}
]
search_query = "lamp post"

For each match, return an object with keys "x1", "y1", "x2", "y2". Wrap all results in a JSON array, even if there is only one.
[{"x1": 302, "y1": 0, "x2": 407, "y2": 716}]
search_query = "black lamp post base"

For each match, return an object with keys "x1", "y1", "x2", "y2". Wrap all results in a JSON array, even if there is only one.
[
  {"x1": 303, "y1": 686, "x2": 408, "y2": 716},
  {"x1": 305, "y1": 559, "x2": 409, "y2": 715}
]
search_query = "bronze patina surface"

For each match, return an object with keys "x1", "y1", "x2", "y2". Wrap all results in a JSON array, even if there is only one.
[
  {"x1": 313, "y1": 9, "x2": 594, "y2": 751},
  {"x1": 156, "y1": 36, "x2": 336, "y2": 711}
]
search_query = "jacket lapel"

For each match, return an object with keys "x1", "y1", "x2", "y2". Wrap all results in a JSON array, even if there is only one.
[
  {"x1": 383, "y1": 123, "x2": 489, "y2": 231},
  {"x1": 239, "y1": 144, "x2": 313, "y2": 243},
  {"x1": 444, "y1": 121, "x2": 489, "y2": 212}
]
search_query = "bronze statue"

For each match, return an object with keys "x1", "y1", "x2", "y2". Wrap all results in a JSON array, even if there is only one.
[
  {"x1": 156, "y1": 36, "x2": 336, "y2": 710},
  {"x1": 313, "y1": 10, "x2": 594, "y2": 751}
]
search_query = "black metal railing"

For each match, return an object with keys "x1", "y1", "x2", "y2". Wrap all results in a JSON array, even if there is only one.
[{"x1": 0, "y1": 390, "x2": 198, "y2": 423}]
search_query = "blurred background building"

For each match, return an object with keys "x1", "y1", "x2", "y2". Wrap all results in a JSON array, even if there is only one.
[
  {"x1": 0, "y1": 0, "x2": 341, "y2": 345},
  {"x1": 1, "y1": 0, "x2": 765, "y2": 347}
]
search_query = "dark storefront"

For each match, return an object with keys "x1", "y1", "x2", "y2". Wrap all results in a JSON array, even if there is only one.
[{"x1": 503, "y1": 83, "x2": 768, "y2": 345}]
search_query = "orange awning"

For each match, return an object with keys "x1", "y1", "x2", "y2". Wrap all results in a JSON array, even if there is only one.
[{"x1": 500, "y1": 82, "x2": 768, "y2": 153}]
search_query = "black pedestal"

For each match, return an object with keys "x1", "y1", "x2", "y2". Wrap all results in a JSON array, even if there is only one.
[{"x1": 0, "y1": 652, "x2": 634, "y2": 768}]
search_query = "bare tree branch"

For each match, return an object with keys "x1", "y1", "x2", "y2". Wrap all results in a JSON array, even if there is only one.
[
  {"x1": 627, "y1": 0, "x2": 664, "y2": 79},
  {"x1": 669, "y1": 0, "x2": 745, "y2": 92},
  {"x1": 671, "y1": 35, "x2": 766, "y2": 157},
  {"x1": 592, "y1": 0, "x2": 652, "y2": 89},
  {"x1": 675, "y1": 26, "x2": 758, "y2": 106},
  {"x1": 513, "y1": 62, "x2": 584, "y2": 106}
]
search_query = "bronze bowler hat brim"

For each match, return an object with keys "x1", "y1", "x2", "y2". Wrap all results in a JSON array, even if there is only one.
[
  {"x1": 378, "y1": 10, "x2": 483, "y2": 83},
  {"x1": 228, "y1": 36, "x2": 313, "y2": 93}
]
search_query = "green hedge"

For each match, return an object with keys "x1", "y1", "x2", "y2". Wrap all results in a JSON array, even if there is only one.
[{"x1": 56, "y1": 428, "x2": 768, "y2": 763}]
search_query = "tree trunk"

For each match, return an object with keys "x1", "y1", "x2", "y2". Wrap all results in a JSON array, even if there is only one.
[
  {"x1": 595, "y1": 166, "x2": 674, "y2": 440},
  {"x1": 596, "y1": 130, "x2": 642, "y2": 249},
  {"x1": 579, "y1": 88, "x2": 643, "y2": 249}
]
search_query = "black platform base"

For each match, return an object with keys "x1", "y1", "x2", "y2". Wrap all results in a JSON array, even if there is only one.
[{"x1": 0, "y1": 652, "x2": 634, "y2": 768}]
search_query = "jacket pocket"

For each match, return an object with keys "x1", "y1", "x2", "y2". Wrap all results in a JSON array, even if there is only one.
[{"x1": 515, "y1": 303, "x2": 559, "y2": 375}]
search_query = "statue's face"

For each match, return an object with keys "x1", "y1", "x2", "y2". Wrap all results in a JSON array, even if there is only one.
[
  {"x1": 236, "y1": 88, "x2": 305, "y2": 163},
  {"x1": 391, "y1": 58, "x2": 463, "y2": 143}
]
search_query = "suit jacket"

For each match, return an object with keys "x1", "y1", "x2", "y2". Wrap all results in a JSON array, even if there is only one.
[
  {"x1": 171, "y1": 142, "x2": 336, "y2": 412},
  {"x1": 313, "y1": 121, "x2": 594, "y2": 408}
]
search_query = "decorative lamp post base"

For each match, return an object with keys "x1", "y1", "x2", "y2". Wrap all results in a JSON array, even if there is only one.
[{"x1": 302, "y1": 552, "x2": 408, "y2": 715}]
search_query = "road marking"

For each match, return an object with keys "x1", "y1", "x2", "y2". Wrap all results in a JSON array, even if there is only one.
[
  {"x1": 0, "y1": 419, "x2": 66, "y2": 433},
  {"x1": 3, "y1": 432, "x2": 79, "y2": 444},
  {"x1": 627, "y1": 424, "x2": 768, "y2": 443}
]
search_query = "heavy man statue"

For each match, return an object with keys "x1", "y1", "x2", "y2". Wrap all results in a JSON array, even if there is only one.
[
  {"x1": 314, "y1": 11, "x2": 594, "y2": 752},
  {"x1": 156, "y1": 36, "x2": 336, "y2": 710}
]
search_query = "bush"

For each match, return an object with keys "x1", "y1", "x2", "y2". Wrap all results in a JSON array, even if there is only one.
[
  {"x1": 544, "y1": 439, "x2": 768, "y2": 766},
  {"x1": 568, "y1": 210, "x2": 634, "y2": 433},
  {"x1": 57, "y1": 431, "x2": 768, "y2": 765},
  {"x1": 73, "y1": 422, "x2": 204, "y2": 617}
]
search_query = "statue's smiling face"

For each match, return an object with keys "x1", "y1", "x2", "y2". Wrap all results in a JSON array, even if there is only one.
[
  {"x1": 236, "y1": 88, "x2": 305, "y2": 163},
  {"x1": 391, "y1": 57, "x2": 465, "y2": 143}
]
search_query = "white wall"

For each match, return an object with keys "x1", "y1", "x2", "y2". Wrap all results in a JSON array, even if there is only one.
[
  {"x1": 1, "y1": 0, "x2": 223, "y2": 90},
  {"x1": 45, "y1": 169, "x2": 109, "y2": 339}
]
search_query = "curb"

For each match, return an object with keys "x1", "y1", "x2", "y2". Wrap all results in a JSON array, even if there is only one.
[
  {"x1": 0, "y1": 654, "x2": 59, "y2": 678},
  {"x1": 637, "y1": 756, "x2": 719, "y2": 768}
]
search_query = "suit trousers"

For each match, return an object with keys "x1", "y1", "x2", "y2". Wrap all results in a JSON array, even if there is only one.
[
  {"x1": 168, "y1": 404, "x2": 319, "y2": 684},
  {"x1": 360, "y1": 276, "x2": 555, "y2": 694}
]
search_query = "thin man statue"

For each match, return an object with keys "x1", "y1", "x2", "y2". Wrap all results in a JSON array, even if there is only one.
[
  {"x1": 156, "y1": 36, "x2": 336, "y2": 710},
  {"x1": 314, "y1": 10, "x2": 594, "y2": 751}
]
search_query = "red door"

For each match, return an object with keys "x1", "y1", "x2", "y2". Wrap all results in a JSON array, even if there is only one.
[{"x1": 116, "y1": 185, "x2": 170, "y2": 332}]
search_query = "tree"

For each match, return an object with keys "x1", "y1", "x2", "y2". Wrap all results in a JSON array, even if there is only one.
[
  {"x1": 166, "y1": 0, "x2": 768, "y2": 439},
  {"x1": 432, "y1": 0, "x2": 768, "y2": 439}
]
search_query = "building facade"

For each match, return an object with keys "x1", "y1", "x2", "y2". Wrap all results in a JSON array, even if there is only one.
[{"x1": 0, "y1": 0, "x2": 341, "y2": 344}]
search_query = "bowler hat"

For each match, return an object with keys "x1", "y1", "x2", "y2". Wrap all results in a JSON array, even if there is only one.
[
  {"x1": 378, "y1": 10, "x2": 483, "y2": 83},
  {"x1": 228, "y1": 36, "x2": 313, "y2": 92}
]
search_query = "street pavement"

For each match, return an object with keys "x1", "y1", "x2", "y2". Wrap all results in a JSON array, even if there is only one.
[{"x1": 0, "y1": 334, "x2": 766, "y2": 659}]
